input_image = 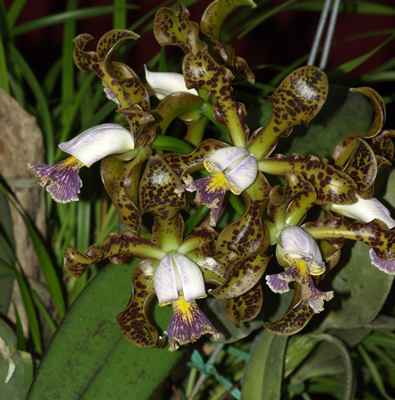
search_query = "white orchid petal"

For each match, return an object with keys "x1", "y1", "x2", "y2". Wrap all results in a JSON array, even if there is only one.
[
  {"x1": 154, "y1": 254, "x2": 179, "y2": 305},
  {"x1": 173, "y1": 253, "x2": 206, "y2": 302},
  {"x1": 226, "y1": 155, "x2": 258, "y2": 192},
  {"x1": 331, "y1": 194, "x2": 395, "y2": 229},
  {"x1": 59, "y1": 124, "x2": 134, "y2": 167},
  {"x1": 144, "y1": 66, "x2": 198, "y2": 100},
  {"x1": 280, "y1": 226, "x2": 325, "y2": 269},
  {"x1": 207, "y1": 146, "x2": 249, "y2": 171}
]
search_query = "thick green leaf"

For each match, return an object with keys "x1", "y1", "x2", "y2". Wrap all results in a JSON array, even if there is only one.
[
  {"x1": 322, "y1": 240, "x2": 394, "y2": 330},
  {"x1": 27, "y1": 259, "x2": 184, "y2": 399},
  {"x1": 0, "y1": 192, "x2": 15, "y2": 315},
  {"x1": 241, "y1": 329, "x2": 288, "y2": 400}
]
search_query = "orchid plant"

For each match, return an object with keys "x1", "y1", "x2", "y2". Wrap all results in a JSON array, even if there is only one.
[
  {"x1": 5, "y1": 0, "x2": 393, "y2": 398},
  {"x1": 27, "y1": 0, "x2": 395, "y2": 351}
]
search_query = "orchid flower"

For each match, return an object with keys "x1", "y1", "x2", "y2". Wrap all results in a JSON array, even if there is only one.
[
  {"x1": 28, "y1": 124, "x2": 135, "y2": 203},
  {"x1": 266, "y1": 226, "x2": 333, "y2": 314},
  {"x1": 176, "y1": 146, "x2": 258, "y2": 225},
  {"x1": 154, "y1": 252, "x2": 218, "y2": 350},
  {"x1": 330, "y1": 194, "x2": 395, "y2": 274},
  {"x1": 144, "y1": 65, "x2": 198, "y2": 100}
]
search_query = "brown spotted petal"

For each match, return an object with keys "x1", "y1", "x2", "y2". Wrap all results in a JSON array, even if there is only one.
[
  {"x1": 225, "y1": 282, "x2": 263, "y2": 327},
  {"x1": 248, "y1": 66, "x2": 328, "y2": 160},
  {"x1": 139, "y1": 155, "x2": 187, "y2": 220},
  {"x1": 200, "y1": 0, "x2": 256, "y2": 84},
  {"x1": 101, "y1": 148, "x2": 152, "y2": 233},
  {"x1": 303, "y1": 217, "x2": 395, "y2": 263},
  {"x1": 332, "y1": 88, "x2": 386, "y2": 169},
  {"x1": 210, "y1": 253, "x2": 270, "y2": 299},
  {"x1": 116, "y1": 259, "x2": 158, "y2": 348},
  {"x1": 117, "y1": 105, "x2": 155, "y2": 148},
  {"x1": 178, "y1": 227, "x2": 218, "y2": 255},
  {"x1": 370, "y1": 129, "x2": 395, "y2": 161},
  {"x1": 151, "y1": 92, "x2": 204, "y2": 136},
  {"x1": 183, "y1": 52, "x2": 249, "y2": 147},
  {"x1": 154, "y1": 1, "x2": 207, "y2": 55},
  {"x1": 163, "y1": 139, "x2": 227, "y2": 177},
  {"x1": 73, "y1": 30, "x2": 142, "y2": 109},
  {"x1": 187, "y1": 249, "x2": 237, "y2": 286},
  {"x1": 259, "y1": 154, "x2": 357, "y2": 205},
  {"x1": 343, "y1": 138, "x2": 377, "y2": 197},
  {"x1": 64, "y1": 232, "x2": 166, "y2": 278},
  {"x1": 262, "y1": 294, "x2": 315, "y2": 336}
]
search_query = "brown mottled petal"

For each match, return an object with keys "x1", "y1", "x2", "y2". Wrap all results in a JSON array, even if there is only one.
[
  {"x1": 178, "y1": 227, "x2": 218, "y2": 255},
  {"x1": 200, "y1": 0, "x2": 256, "y2": 84},
  {"x1": 344, "y1": 138, "x2": 377, "y2": 195},
  {"x1": 188, "y1": 250, "x2": 236, "y2": 286},
  {"x1": 101, "y1": 152, "x2": 150, "y2": 233},
  {"x1": 263, "y1": 298, "x2": 315, "y2": 336},
  {"x1": 65, "y1": 233, "x2": 165, "y2": 279},
  {"x1": 117, "y1": 105, "x2": 155, "y2": 136},
  {"x1": 73, "y1": 33, "x2": 96, "y2": 73},
  {"x1": 376, "y1": 155, "x2": 393, "y2": 172},
  {"x1": 248, "y1": 66, "x2": 328, "y2": 160},
  {"x1": 116, "y1": 259, "x2": 158, "y2": 348},
  {"x1": 183, "y1": 52, "x2": 248, "y2": 148},
  {"x1": 259, "y1": 154, "x2": 357, "y2": 205},
  {"x1": 96, "y1": 29, "x2": 139, "y2": 60},
  {"x1": 152, "y1": 213, "x2": 184, "y2": 252},
  {"x1": 163, "y1": 138, "x2": 227, "y2": 177},
  {"x1": 350, "y1": 87, "x2": 386, "y2": 136},
  {"x1": 151, "y1": 92, "x2": 204, "y2": 136},
  {"x1": 211, "y1": 253, "x2": 270, "y2": 299},
  {"x1": 285, "y1": 190, "x2": 318, "y2": 228},
  {"x1": 139, "y1": 155, "x2": 187, "y2": 219},
  {"x1": 370, "y1": 129, "x2": 395, "y2": 160},
  {"x1": 303, "y1": 217, "x2": 395, "y2": 261},
  {"x1": 215, "y1": 174, "x2": 270, "y2": 257},
  {"x1": 154, "y1": 2, "x2": 207, "y2": 55},
  {"x1": 108, "y1": 62, "x2": 150, "y2": 112},
  {"x1": 225, "y1": 282, "x2": 263, "y2": 327}
]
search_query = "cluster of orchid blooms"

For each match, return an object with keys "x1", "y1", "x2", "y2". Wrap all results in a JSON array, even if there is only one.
[{"x1": 28, "y1": 1, "x2": 395, "y2": 351}]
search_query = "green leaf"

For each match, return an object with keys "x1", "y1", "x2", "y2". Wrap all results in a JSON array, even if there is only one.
[
  {"x1": 322, "y1": 240, "x2": 394, "y2": 330},
  {"x1": 241, "y1": 329, "x2": 288, "y2": 400},
  {"x1": 275, "y1": 84, "x2": 374, "y2": 158},
  {"x1": 27, "y1": 259, "x2": 184, "y2": 399},
  {"x1": 0, "y1": 192, "x2": 15, "y2": 315}
]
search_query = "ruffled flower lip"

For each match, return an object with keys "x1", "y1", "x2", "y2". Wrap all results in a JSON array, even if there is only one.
[
  {"x1": 370, "y1": 248, "x2": 395, "y2": 274},
  {"x1": 28, "y1": 158, "x2": 83, "y2": 203},
  {"x1": 165, "y1": 296, "x2": 219, "y2": 351}
]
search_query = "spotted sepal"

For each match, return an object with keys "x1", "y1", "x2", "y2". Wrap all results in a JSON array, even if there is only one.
[
  {"x1": 139, "y1": 155, "x2": 187, "y2": 220},
  {"x1": 183, "y1": 52, "x2": 249, "y2": 148},
  {"x1": 152, "y1": 92, "x2": 204, "y2": 136},
  {"x1": 370, "y1": 129, "x2": 395, "y2": 162},
  {"x1": 73, "y1": 30, "x2": 143, "y2": 109},
  {"x1": 343, "y1": 138, "x2": 377, "y2": 197},
  {"x1": 178, "y1": 227, "x2": 218, "y2": 255},
  {"x1": 215, "y1": 173, "x2": 270, "y2": 257},
  {"x1": 163, "y1": 138, "x2": 227, "y2": 177},
  {"x1": 262, "y1": 291, "x2": 315, "y2": 336},
  {"x1": 117, "y1": 105, "x2": 155, "y2": 148},
  {"x1": 116, "y1": 259, "x2": 159, "y2": 348},
  {"x1": 248, "y1": 66, "x2": 328, "y2": 160},
  {"x1": 225, "y1": 282, "x2": 263, "y2": 327},
  {"x1": 154, "y1": 1, "x2": 207, "y2": 55},
  {"x1": 260, "y1": 153, "x2": 357, "y2": 205},
  {"x1": 303, "y1": 217, "x2": 395, "y2": 262},
  {"x1": 200, "y1": 0, "x2": 256, "y2": 84},
  {"x1": 64, "y1": 233, "x2": 166, "y2": 278},
  {"x1": 210, "y1": 253, "x2": 270, "y2": 299},
  {"x1": 100, "y1": 148, "x2": 151, "y2": 233},
  {"x1": 332, "y1": 87, "x2": 386, "y2": 169}
]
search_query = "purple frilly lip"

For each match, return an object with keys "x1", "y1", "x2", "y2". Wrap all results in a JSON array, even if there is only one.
[
  {"x1": 165, "y1": 297, "x2": 219, "y2": 351},
  {"x1": 370, "y1": 248, "x2": 395, "y2": 274}
]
